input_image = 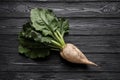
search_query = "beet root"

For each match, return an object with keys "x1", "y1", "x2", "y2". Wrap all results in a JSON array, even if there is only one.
[{"x1": 60, "y1": 43, "x2": 97, "y2": 66}]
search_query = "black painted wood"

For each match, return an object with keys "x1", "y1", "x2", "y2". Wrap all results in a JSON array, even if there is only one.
[
  {"x1": 0, "y1": 2, "x2": 120, "y2": 18},
  {"x1": 0, "y1": 72, "x2": 120, "y2": 80},
  {"x1": 0, "y1": 52, "x2": 120, "y2": 71},
  {"x1": 0, "y1": 0, "x2": 120, "y2": 80},
  {"x1": 0, "y1": 0, "x2": 120, "y2": 2}
]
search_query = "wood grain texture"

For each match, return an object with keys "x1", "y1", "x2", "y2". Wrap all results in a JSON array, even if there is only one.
[
  {"x1": 0, "y1": 0, "x2": 120, "y2": 2},
  {"x1": 0, "y1": 18, "x2": 120, "y2": 35},
  {"x1": 0, "y1": 35, "x2": 120, "y2": 53},
  {"x1": 0, "y1": 52, "x2": 120, "y2": 72},
  {"x1": 0, "y1": 2, "x2": 120, "y2": 17},
  {"x1": 0, "y1": 0, "x2": 120, "y2": 80},
  {"x1": 0, "y1": 72, "x2": 120, "y2": 80}
]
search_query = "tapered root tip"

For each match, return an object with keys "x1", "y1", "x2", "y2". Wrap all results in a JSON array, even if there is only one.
[
  {"x1": 87, "y1": 61, "x2": 98, "y2": 66},
  {"x1": 83, "y1": 60, "x2": 98, "y2": 66}
]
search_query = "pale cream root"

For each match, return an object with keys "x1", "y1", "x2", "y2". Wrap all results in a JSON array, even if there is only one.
[{"x1": 60, "y1": 43, "x2": 97, "y2": 66}]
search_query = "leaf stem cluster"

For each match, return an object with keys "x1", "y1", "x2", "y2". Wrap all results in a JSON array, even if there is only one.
[{"x1": 51, "y1": 30, "x2": 65, "y2": 50}]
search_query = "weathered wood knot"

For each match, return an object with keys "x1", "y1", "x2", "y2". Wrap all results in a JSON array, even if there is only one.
[{"x1": 100, "y1": 4, "x2": 120, "y2": 14}]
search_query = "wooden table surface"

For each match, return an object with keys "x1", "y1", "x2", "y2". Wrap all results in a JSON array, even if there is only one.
[{"x1": 0, "y1": 0, "x2": 120, "y2": 80}]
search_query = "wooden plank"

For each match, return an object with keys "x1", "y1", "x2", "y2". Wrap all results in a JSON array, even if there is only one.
[
  {"x1": 0, "y1": 0, "x2": 120, "y2": 2},
  {"x1": 0, "y1": 18, "x2": 120, "y2": 35},
  {"x1": 0, "y1": 52, "x2": 120, "y2": 72},
  {"x1": 0, "y1": 72, "x2": 120, "y2": 80},
  {"x1": 0, "y1": 2, "x2": 120, "y2": 17},
  {"x1": 0, "y1": 35, "x2": 120, "y2": 53},
  {"x1": 0, "y1": 1, "x2": 119, "y2": 80}
]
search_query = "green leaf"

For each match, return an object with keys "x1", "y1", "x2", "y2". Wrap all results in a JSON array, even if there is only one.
[
  {"x1": 30, "y1": 8, "x2": 58, "y2": 36},
  {"x1": 19, "y1": 37, "x2": 47, "y2": 48},
  {"x1": 18, "y1": 45, "x2": 30, "y2": 54},
  {"x1": 20, "y1": 22, "x2": 53, "y2": 44},
  {"x1": 41, "y1": 36, "x2": 53, "y2": 43},
  {"x1": 21, "y1": 22, "x2": 42, "y2": 42},
  {"x1": 18, "y1": 22, "x2": 51, "y2": 58},
  {"x1": 58, "y1": 18, "x2": 69, "y2": 36},
  {"x1": 18, "y1": 45, "x2": 50, "y2": 58}
]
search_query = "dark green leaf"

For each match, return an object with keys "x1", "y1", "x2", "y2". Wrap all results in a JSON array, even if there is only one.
[
  {"x1": 30, "y1": 8, "x2": 58, "y2": 36},
  {"x1": 19, "y1": 37, "x2": 47, "y2": 48},
  {"x1": 21, "y1": 22, "x2": 42, "y2": 42},
  {"x1": 58, "y1": 18, "x2": 69, "y2": 36},
  {"x1": 18, "y1": 45, "x2": 50, "y2": 58},
  {"x1": 18, "y1": 45, "x2": 30, "y2": 54}
]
